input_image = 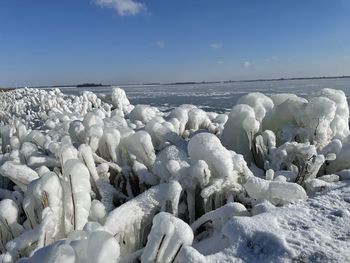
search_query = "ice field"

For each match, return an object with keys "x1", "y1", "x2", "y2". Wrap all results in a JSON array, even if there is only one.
[
  {"x1": 59, "y1": 78, "x2": 350, "y2": 112},
  {"x1": 0, "y1": 79, "x2": 349, "y2": 262}
]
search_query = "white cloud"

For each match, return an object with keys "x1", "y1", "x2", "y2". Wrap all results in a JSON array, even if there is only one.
[
  {"x1": 210, "y1": 43, "x2": 222, "y2": 49},
  {"x1": 95, "y1": 0, "x2": 145, "y2": 16},
  {"x1": 217, "y1": 60, "x2": 225, "y2": 65},
  {"x1": 265, "y1": 56, "x2": 279, "y2": 62},
  {"x1": 243, "y1": 61, "x2": 252, "y2": 68},
  {"x1": 154, "y1": 41, "x2": 165, "y2": 48}
]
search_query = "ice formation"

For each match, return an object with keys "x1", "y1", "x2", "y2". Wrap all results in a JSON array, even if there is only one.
[{"x1": 0, "y1": 86, "x2": 349, "y2": 262}]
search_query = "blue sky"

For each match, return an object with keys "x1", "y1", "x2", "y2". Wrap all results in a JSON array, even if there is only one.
[{"x1": 0, "y1": 0, "x2": 350, "y2": 87}]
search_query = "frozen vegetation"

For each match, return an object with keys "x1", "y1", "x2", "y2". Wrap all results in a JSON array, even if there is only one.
[{"x1": 0, "y1": 86, "x2": 349, "y2": 262}]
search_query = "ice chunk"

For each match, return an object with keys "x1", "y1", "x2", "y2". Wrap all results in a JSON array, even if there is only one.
[
  {"x1": 0, "y1": 161, "x2": 39, "y2": 191},
  {"x1": 317, "y1": 174, "x2": 339, "y2": 183},
  {"x1": 244, "y1": 176, "x2": 307, "y2": 205},
  {"x1": 191, "y1": 202, "x2": 249, "y2": 237},
  {"x1": 304, "y1": 178, "x2": 331, "y2": 193}
]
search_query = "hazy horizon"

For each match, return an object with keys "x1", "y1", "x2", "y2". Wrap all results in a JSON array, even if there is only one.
[
  {"x1": 1, "y1": 0, "x2": 350, "y2": 87},
  {"x1": 4, "y1": 74, "x2": 350, "y2": 89}
]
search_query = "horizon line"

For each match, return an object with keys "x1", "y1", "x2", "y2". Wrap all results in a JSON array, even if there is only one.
[{"x1": 2, "y1": 74, "x2": 350, "y2": 89}]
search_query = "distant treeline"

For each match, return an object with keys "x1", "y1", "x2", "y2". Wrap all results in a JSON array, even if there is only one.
[
  {"x1": 76, "y1": 83, "x2": 111, "y2": 88},
  {"x1": 224, "y1": 75, "x2": 350, "y2": 83},
  {"x1": 3, "y1": 75, "x2": 350, "y2": 90},
  {"x1": 0, "y1": 87, "x2": 14, "y2": 92},
  {"x1": 165, "y1": 75, "x2": 350, "y2": 86}
]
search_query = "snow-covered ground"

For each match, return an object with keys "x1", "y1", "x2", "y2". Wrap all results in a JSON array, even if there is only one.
[{"x1": 0, "y1": 86, "x2": 349, "y2": 262}]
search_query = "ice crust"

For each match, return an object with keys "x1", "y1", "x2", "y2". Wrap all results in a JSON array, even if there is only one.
[{"x1": 0, "y1": 86, "x2": 349, "y2": 262}]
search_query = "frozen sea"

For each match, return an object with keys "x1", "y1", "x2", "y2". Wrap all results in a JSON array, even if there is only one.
[{"x1": 57, "y1": 78, "x2": 350, "y2": 112}]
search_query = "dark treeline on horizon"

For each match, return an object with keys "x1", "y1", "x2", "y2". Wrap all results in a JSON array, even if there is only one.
[{"x1": 2, "y1": 75, "x2": 350, "y2": 89}]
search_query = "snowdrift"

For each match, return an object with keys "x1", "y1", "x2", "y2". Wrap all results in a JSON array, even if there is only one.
[{"x1": 0, "y1": 87, "x2": 349, "y2": 262}]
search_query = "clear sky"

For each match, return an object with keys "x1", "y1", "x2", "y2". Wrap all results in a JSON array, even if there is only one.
[{"x1": 1, "y1": 0, "x2": 350, "y2": 87}]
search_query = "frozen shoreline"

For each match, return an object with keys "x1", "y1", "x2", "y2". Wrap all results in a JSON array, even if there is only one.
[{"x1": 0, "y1": 86, "x2": 349, "y2": 262}]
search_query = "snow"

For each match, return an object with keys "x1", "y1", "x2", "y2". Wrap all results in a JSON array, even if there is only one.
[{"x1": 0, "y1": 86, "x2": 350, "y2": 262}]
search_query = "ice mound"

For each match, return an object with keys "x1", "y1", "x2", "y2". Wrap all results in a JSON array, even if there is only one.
[
  {"x1": 111, "y1": 87, "x2": 134, "y2": 115},
  {"x1": 0, "y1": 87, "x2": 349, "y2": 262}
]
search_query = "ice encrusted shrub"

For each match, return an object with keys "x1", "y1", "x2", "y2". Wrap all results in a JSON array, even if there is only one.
[
  {"x1": 111, "y1": 87, "x2": 134, "y2": 115},
  {"x1": 0, "y1": 86, "x2": 349, "y2": 262},
  {"x1": 129, "y1": 105, "x2": 161, "y2": 125},
  {"x1": 223, "y1": 88, "x2": 350, "y2": 185},
  {"x1": 141, "y1": 212, "x2": 194, "y2": 263},
  {"x1": 188, "y1": 133, "x2": 253, "y2": 212}
]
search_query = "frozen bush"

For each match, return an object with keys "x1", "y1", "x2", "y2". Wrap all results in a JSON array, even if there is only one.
[
  {"x1": 1, "y1": 86, "x2": 350, "y2": 262},
  {"x1": 23, "y1": 172, "x2": 63, "y2": 241},
  {"x1": 189, "y1": 133, "x2": 236, "y2": 180},
  {"x1": 152, "y1": 145, "x2": 189, "y2": 182},
  {"x1": 62, "y1": 159, "x2": 91, "y2": 231},
  {"x1": 145, "y1": 117, "x2": 183, "y2": 149},
  {"x1": 168, "y1": 107, "x2": 190, "y2": 136},
  {"x1": 187, "y1": 108, "x2": 211, "y2": 131},
  {"x1": 316, "y1": 88, "x2": 349, "y2": 140},
  {"x1": 120, "y1": 131, "x2": 156, "y2": 168},
  {"x1": 222, "y1": 104, "x2": 260, "y2": 163},
  {"x1": 141, "y1": 212, "x2": 193, "y2": 263},
  {"x1": 97, "y1": 127, "x2": 120, "y2": 163},
  {"x1": 237, "y1": 92, "x2": 274, "y2": 122},
  {"x1": 105, "y1": 181, "x2": 182, "y2": 256},
  {"x1": 111, "y1": 87, "x2": 134, "y2": 114},
  {"x1": 129, "y1": 105, "x2": 160, "y2": 124}
]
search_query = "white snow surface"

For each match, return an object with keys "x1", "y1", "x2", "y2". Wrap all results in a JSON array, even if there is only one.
[{"x1": 0, "y1": 86, "x2": 349, "y2": 262}]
